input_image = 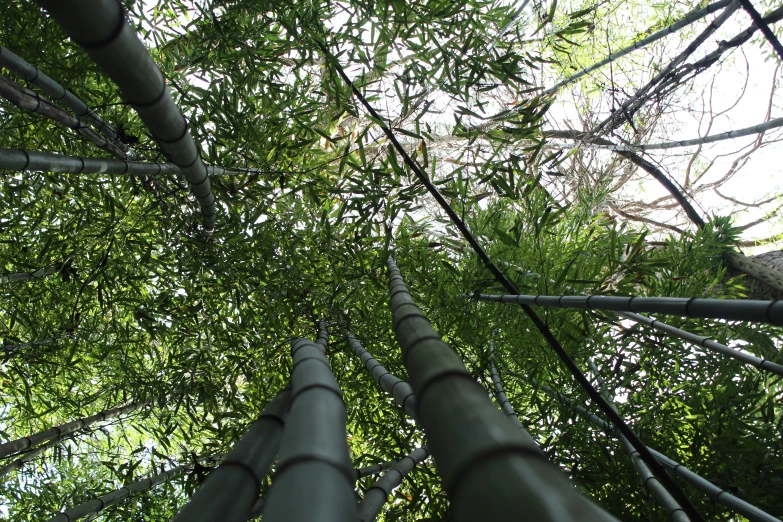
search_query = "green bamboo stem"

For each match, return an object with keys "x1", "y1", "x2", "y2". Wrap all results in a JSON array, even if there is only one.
[
  {"x1": 0, "y1": 149, "x2": 269, "y2": 178},
  {"x1": 386, "y1": 257, "x2": 618, "y2": 521},
  {"x1": 263, "y1": 330, "x2": 357, "y2": 522},
  {"x1": 46, "y1": 456, "x2": 221, "y2": 522},
  {"x1": 487, "y1": 0, "x2": 531, "y2": 52},
  {"x1": 316, "y1": 319, "x2": 329, "y2": 352},
  {"x1": 0, "y1": 432, "x2": 73, "y2": 478},
  {"x1": 172, "y1": 389, "x2": 291, "y2": 522},
  {"x1": 0, "y1": 258, "x2": 70, "y2": 286},
  {"x1": 474, "y1": 292, "x2": 783, "y2": 331},
  {"x1": 358, "y1": 446, "x2": 430, "y2": 522},
  {"x1": 543, "y1": 0, "x2": 733, "y2": 96},
  {"x1": 355, "y1": 459, "x2": 400, "y2": 480},
  {"x1": 530, "y1": 378, "x2": 781, "y2": 522},
  {"x1": 2, "y1": 334, "x2": 75, "y2": 354},
  {"x1": 37, "y1": 0, "x2": 217, "y2": 231},
  {"x1": 0, "y1": 74, "x2": 127, "y2": 159},
  {"x1": 346, "y1": 330, "x2": 417, "y2": 419},
  {"x1": 0, "y1": 45, "x2": 135, "y2": 158},
  {"x1": 588, "y1": 359, "x2": 689, "y2": 522},
  {"x1": 0, "y1": 400, "x2": 147, "y2": 459}
]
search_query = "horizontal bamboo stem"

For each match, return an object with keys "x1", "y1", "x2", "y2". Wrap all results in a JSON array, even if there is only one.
[
  {"x1": 0, "y1": 259, "x2": 68, "y2": 286},
  {"x1": 1, "y1": 334, "x2": 74, "y2": 354},
  {"x1": 358, "y1": 446, "x2": 430, "y2": 522}
]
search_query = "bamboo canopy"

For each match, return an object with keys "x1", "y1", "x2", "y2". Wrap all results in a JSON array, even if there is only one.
[
  {"x1": 36, "y1": 0, "x2": 217, "y2": 230},
  {"x1": 358, "y1": 446, "x2": 430, "y2": 522}
]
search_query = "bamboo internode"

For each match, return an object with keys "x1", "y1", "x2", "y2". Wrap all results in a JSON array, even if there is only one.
[
  {"x1": 0, "y1": 259, "x2": 69, "y2": 286},
  {"x1": 358, "y1": 446, "x2": 430, "y2": 522},
  {"x1": 173, "y1": 390, "x2": 290, "y2": 522}
]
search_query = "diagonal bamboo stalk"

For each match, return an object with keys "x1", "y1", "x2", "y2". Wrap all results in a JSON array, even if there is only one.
[
  {"x1": 358, "y1": 446, "x2": 430, "y2": 522},
  {"x1": 346, "y1": 330, "x2": 417, "y2": 419},
  {"x1": 1, "y1": 334, "x2": 75, "y2": 355},
  {"x1": 473, "y1": 292, "x2": 783, "y2": 331},
  {"x1": 46, "y1": 456, "x2": 221, "y2": 522},
  {"x1": 355, "y1": 459, "x2": 400, "y2": 480},
  {"x1": 263, "y1": 327, "x2": 357, "y2": 522},
  {"x1": 737, "y1": 0, "x2": 783, "y2": 60},
  {"x1": 0, "y1": 400, "x2": 148, "y2": 459},
  {"x1": 0, "y1": 258, "x2": 70, "y2": 286},
  {"x1": 0, "y1": 74, "x2": 127, "y2": 159},
  {"x1": 0, "y1": 45, "x2": 135, "y2": 158},
  {"x1": 36, "y1": 0, "x2": 217, "y2": 231},
  {"x1": 386, "y1": 257, "x2": 619, "y2": 521},
  {"x1": 172, "y1": 389, "x2": 291, "y2": 522},
  {"x1": 0, "y1": 431, "x2": 73, "y2": 478}
]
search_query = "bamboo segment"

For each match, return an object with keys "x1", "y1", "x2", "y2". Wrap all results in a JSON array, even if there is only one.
[
  {"x1": 36, "y1": 0, "x2": 217, "y2": 230},
  {"x1": 46, "y1": 457, "x2": 220, "y2": 522},
  {"x1": 0, "y1": 259, "x2": 69, "y2": 286},
  {"x1": 0, "y1": 432, "x2": 71, "y2": 478},
  {"x1": 488, "y1": 337, "x2": 541, "y2": 451},
  {"x1": 346, "y1": 330, "x2": 417, "y2": 419},
  {"x1": 386, "y1": 257, "x2": 618, "y2": 522},
  {"x1": 355, "y1": 459, "x2": 400, "y2": 480},
  {"x1": 358, "y1": 447, "x2": 430, "y2": 522},
  {"x1": 0, "y1": 46, "x2": 134, "y2": 157},
  {"x1": 0, "y1": 74, "x2": 127, "y2": 159},
  {"x1": 262, "y1": 336, "x2": 357, "y2": 522},
  {"x1": 246, "y1": 497, "x2": 266, "y2": 520},
  {"x1": 0, "y1": 400, "x2": 147, "y2": 459},
  {"x1": 1, "y1": 334, "x2": 74, "y2": 354},
  {"x1": 531, "y1": 379, "x2": 781, "y2": 522},
  {"x1": 316, "y1": 319, "x2": 329, "y2": 352},
  {"x1": 172, "y1": 390, "x2": 291, "y2": 522},
  {"x1": 588, "y1": 360, "x2": 689, "y2": 522}
]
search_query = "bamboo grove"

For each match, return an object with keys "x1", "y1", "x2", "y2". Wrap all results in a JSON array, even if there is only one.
[{"x1": 1, "y1": 0, "x2": 782, "y2": 521}]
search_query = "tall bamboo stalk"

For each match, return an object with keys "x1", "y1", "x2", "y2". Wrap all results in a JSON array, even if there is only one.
[
  {"x1": 386, "y1": 257, "x2": 618, "y2": 521},
  {"x1": 0, "y1": 400, "x2": 147, "y2": 459},
  {"x1": 0, "y1": 431, "x2": 73, "y2": 478},
  {"x1": 0, "y1": 46, "x2": 134, "y2": 158},
  {"x1": 355, "y1": 458, "x2": 401, "y2": 480},
  {"x1": 172, "y1": 389, "x2": 290, "y2": 522},
  {"x1": 346, "y1": 330, "x2": 417, "y2": 419},
  {"x1": 530, "y1": 377, "x2": 781, "y2": 522},
  {"x1": 0, "y1": 74, "x2": 127, "y2": 159},
  {"x1": 358, "y1": 446, "x2": 430, "y2": 522},
  {"x1": 46, "y1": 456, "x2": 220, "y2": 522},
  {"x1": 263, "y1": 329, "x2": 357, "y2": 522},
  {"x1": 1, "y1": 334, "x2": 75, "y2": 354},
  {"x1": 474, "y1": 293, "x2": 783, "y2": 331},
  {"x1": 37, "y1": 0, "x2": 217, "y2": 231},
  {"x1": 0, "y1": 258, "x2": 70, "y2": 286}
]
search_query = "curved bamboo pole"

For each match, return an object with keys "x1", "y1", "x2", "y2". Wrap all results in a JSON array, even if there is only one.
[
  {"x1": 172, "y1": 389, "x2": 291, "y2": 522},
  {"x1": 36, "y1": 0, "x2": 217, "y2": 231},
  {"x1": 386, "y1": 257, "x2": 618, "y2": 522},
  {"x1": 263, "y1": 330, "x2": 357, "y2": 522},
  {"x1": 530, "y1": 377, "x2": 781, "y2": 522},
  {"x1": 0, "y1": 46, "x2": 134, "y2": 158},
  {"x1": 0, "y1": 400, "x2": 148, "y2": 459},
  {"x1": 346, "y1": 330, "x2": 417, "y2": 418},
  {"x1": 358, "y1": 446, "x2": 430, "y2": 522}
]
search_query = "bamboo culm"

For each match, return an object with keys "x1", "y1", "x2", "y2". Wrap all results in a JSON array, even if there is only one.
[
  {"x1": 0, "y1": 74, "x2": 127, "y2": 159},
  {"x1": 0, "y1": 432, "x2": 72, "y2": 478},
  {"x1": 358, "y1": 447, "x2": 430, "y2": 522},
  {"x1": 355, "y1": 459, "x2": 401, "y2": 480},
  {"x1": 544, "y1": 0, "x2": 733, "y2": 95},
  {"x1": 263, "y1": 329, "x2": 357, "y2": 522},
  {"x1": 0, "y1": 149, "x2": 272, "y2": 178},
  {"x1": 47, "y1": 457, "x2": 220, "y2": 522},
  {"x1": 172, "y1": 390, "x2": 290, "y2": 522},
  {"x1": 346, "y1": 330, "x2": 417, "y2": 419},
  {"x1": 0, "y1": 46, "x2": 135, "y2": 158},
  {"x1": 37, "y1": 0, "x2": 217, "y2": 230},
  {"x1": 386, "y1": 257, "x2": 618, "y2": 522},
  {"x1": 531, "y1": 378, "x2": 781, "y2": 522},
  {"x1": 2, "y1": 334, "x2": 75, "y2": 354},
  {"x1": 0, "y1": 259, "x2": 70, "y2": 286},
  {"x1": 588, "y1": 360, "x2": 689, "y2": 522},
  {"x1": 0, "y1": 400, "x2": 147, "y2": 459}
]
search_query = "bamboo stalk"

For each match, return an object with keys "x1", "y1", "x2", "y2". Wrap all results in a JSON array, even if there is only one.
[
  {"x1": 0, "y1": 74, "x2": 127, "y2": 159},
  {"x1": 262, "y1": 330, "x2": 357, "y2": 522},
  {"x1": 0, "y1": 432, "x2": 73, "y2": 478},
  {"x1": 0, "y1": 258, "x2": 70, "y2": 286},
  {"x1": 0, "y1": 400, "x2": 147, "y2": 459},
  {"x1": 172, "y1": 389, "x2": 291, "y2": 522},
  {"x1": 386, "y1": 257, "x2": 618, "y2": 522},
  {"x1": 0, "y1": 149, "x2": 271, "y2": 177},
  {"x1": 246, "y1": 497, "x2": 266, "y2": 520},
  {"x1": 346, "y1": 330, "x2": 417, "y2": 419},
  {"x1": 544, "y1": 0, "x2": 733, "y2": 95},
  {"x1": 358, "y1": 446, "x2": 430, "y2": 522},
  {"x1": 46, "y1": 456, "x2": 220, "y2": 522},
  {"x1": 1, "y1": 334, "x2": 75, "y2": 354},
  {"x1": 355, "y1": 458, "x2": 401, "y2": 480},
  {"x1": 0, "y1": 45, "x2": 135, "y2": 158},
  {"x1": 530, "y1": 378, "x2": 781, "y2": 522},
  {"x1": 36, "y1": 0, "x2": 217, "y2": 231},
  {"x1": 473, "y1": 293, "x2": 783, "y2": 331}
]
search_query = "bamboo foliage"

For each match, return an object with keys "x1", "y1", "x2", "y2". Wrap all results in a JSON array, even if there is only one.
[
  {"x1": 386, "y1": 257, "x2": 618, "y2": 521},
  {"x1": 0, "y1": 45, "x2": 134, "y2": 158},
  {"x1": 0, "y1": 74, "x2": 127, "y2": 159},
  {"x1": 358, "y1": 446, "x2": 430, "y2": 522},
  {"x1": 346, "y1": 330, "x2": 417, "y2": 419},
  {"x1": 263, "y1": 333, "x2": 357, "y2": 522},
  {"x1": 172, "y1": 389, "x2": 291, "y2": 522},
  {"x1": 36, "y1": 0, "x2": 217, "y2": 230},
  {"x1": 0, "y1": 400, "x2": 147, "y2": 459}
]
